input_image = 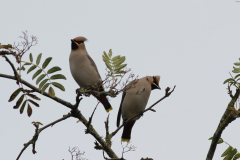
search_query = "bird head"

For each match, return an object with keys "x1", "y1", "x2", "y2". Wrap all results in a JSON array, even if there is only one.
[
  {"x1": 71, "y1": 37, "x2": 88, "y2": 51},
  {"x1": 149, "y1": 75, "x2": 161, "y2": 90}
]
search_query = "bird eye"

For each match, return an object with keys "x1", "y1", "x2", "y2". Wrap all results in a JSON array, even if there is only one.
[{"x1": 76, "y1": 41, "x2": 83, "y2": 44}]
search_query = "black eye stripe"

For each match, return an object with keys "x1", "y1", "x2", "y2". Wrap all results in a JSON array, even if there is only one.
[
  {"x1": 153, "y1": 76, "x2": 157, "y2": 83},
  {"x1": 76, "y1": 41, "x2": 83, "y2": 44}
]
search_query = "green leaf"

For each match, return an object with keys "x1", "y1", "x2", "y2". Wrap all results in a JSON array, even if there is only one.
[
  {"x1": 47, "y1": 66, "x2": 61, "y2": 74},
  {"x1": 223, "y1": 78, "x2": 235, "y2": 84},
  {"x1": 109, "y1": 49, "x2": 112, "y2": 58},
  {"x1": 234, "y1": 62, "x2": 240, "y2": 66},
  {"x1": 234, "y1": 74, "x2": 240, "y2": 79},
  {"x1": 13, "y1": 94, "x2": 24, "y2": 109},
  {"x1": 50, "y1": 74, "x2": 66, "y2": 80},
  {"x1": 29, "y1": 53, "x2": 33, "y2": 62},
  {"x1": 233, "y1": 153, "x2": 240, "y2": 160},
  {"x1": 52, "y1": 82, "x2": 65, "y2": 91},
  {"x1": 8, "y1": 88, "x2": 23, "y2": 102},
  {"x1": 115, "y1": 64, "x2": 127, "y2": 71},
  {"x1": 208, "y1": 137, "x2": 213, "y2": 140},
  {"x1": 27, "y1": 94, "x2": 41, "y2": 100},
  {"x1": 28, "y1": 99, "x2": 39, "y2": 107},
  {"x1": 21, "y1": 66, "x2": 25, "y2": 71},
  {"x1": 218, "y1": 138, "x2": 224, "y2": 144},
  {"x1": 221, "y1": 146, "x2": 233, "y2": 157},
  {"x1": 102, "y1": 55, "x2": 111, "y2": 64},
  {"x1": 103, "y1": 51, "x2": 110, "y2": 60},
  {"x1": 41, "y1": 83, "x2": 50, "y2": 94},
  {"x1": 24, "y1": 62, "x2": 32, "y2": 65},
  {"x1": 48, "y1": 87, "x2": 55, "y2": 98},
  {"x1": 36, "y1": 53, "x2": 42, "y2": 65},
  {"x1": 20, "y1": 100, "x2": 27, "y2": 114},
  {"x1": 32, "y1": 69, "x2": 42, "y2": 80},
  {"x1": 113, "y1": 57, "x2": 125, "y2": 67},
  {"x1": 39, "y1": 79, "x2": 48, "y2": 90},
  {"x1": 224, "y1": 148, "x2": 237, "y2": 160},
  {"x1": 27, "y1": 104, "x2": 32, "y2": 117},
  {"x1": 42, "y1": 57, "x2": 52, "y2": 69},
  {"x1": 27, "y1": 65, "x2": 37, "y2": 74},
  {"x1": 232, "y1": 70, "x2": 240, "y2": 73},
  {"x1": 36, "y1": 74, "x2": 46, "y2": 85},
  {"x1": 105, "y1": 62, "x2": 112, "y2": 70},
  {"x1": 112, "y1": 55, "x2": 121, "y2": 61}
]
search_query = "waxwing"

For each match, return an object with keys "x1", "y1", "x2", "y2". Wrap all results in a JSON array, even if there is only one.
[
  {"x1": 69, "y1": 36, "x2": 112, "y2": 112},
  {"x1": 117, "y1": 76, "x2": 160, "y2": 142}
]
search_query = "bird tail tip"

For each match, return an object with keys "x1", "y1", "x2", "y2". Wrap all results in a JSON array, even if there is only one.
[
  {"x1": 121, "y1": 138, "x2": 130, "y2": 142},
  {"x1": 106, "y1": 106, "x2": 113, "y2": 112}
]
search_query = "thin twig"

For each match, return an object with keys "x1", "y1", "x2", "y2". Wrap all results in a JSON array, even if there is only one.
[
  {"x1": 16, "y1": 114, "x2": 71, "y2": 160},
  {"x1": 87, "y1": 102, "x2": 100, "y2": 129}
]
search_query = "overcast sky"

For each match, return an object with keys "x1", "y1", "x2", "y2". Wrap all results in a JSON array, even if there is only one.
[{"x1": 1, "y1": 1, "x2": 240, "y2": 160}]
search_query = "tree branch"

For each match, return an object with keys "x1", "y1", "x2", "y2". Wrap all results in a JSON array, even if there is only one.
[
  {"x1": 16, "y1": 114, "x2": 71, "y2": 160},
  {"x1": 0, "y1": 73, "x2": 118, "y2": 159},
  {"x1": 206, "y1": 88, "x2": 240, "y2": 160}
]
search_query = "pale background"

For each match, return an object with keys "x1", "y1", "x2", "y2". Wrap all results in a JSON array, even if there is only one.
[{"x1": 1, "y1": 1, "x2": 240, "y2": 160}]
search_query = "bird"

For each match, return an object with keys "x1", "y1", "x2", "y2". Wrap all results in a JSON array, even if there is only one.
[
  {"x1": 116, "y1": 76, "x2": 161, "y2": 142},
  {"x1": 69, "y1": 36, "x2": 112, "y2": 112}
]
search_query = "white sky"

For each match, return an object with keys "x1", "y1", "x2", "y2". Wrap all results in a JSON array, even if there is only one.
[{"x1": 1, "y1": 1, "x2": 240, "y2": 160}]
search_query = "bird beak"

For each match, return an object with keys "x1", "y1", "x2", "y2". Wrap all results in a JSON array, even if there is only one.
[{"x1": 154, "y1": 83, "x2": 161, "y2": 90}]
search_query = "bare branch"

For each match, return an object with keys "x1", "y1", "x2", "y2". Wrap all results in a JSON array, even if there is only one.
[
  {"x1": 16, "y1": 114, "x2": 71, "y2": 160},
  {"x1": 86, "y1": 102, "x2": 100, "y2": 131}
]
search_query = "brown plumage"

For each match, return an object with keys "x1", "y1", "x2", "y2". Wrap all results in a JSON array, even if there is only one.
[
  {"x1": 69, "y1": 36, "x2": 112, "y2": 112},
  {"x1": 117, "y1": 76, "x2": 160, "y2": 142}
]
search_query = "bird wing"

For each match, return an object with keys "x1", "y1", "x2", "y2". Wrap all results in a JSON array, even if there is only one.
[
  {"x1": 86, "y1": 54, "x2": 102, "y2": 79},
  {"x1": 117, "y1": 91, "x2": 126, "y2": 127}
]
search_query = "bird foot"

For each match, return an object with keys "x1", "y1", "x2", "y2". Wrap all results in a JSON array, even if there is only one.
[{"x1": 139, "y1": 111, "x2": 144, "y2": 117}]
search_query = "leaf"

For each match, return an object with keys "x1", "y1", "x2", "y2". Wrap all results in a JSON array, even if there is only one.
[
  {"x1": 112, "y1": 55, "x2": 121, "y2": 61},
  {"x1": 8, "y1": 88, "x2": 23, "y2": 102},
  {"x1": 27, "y1": 104, "x2": 32, "y2": 117},
  {"x1": 221, "y1": 146, "x2": 233, "y2": 157},
  {"x1": 36, "y1": 74, "x2": 46, "y2": 85},
  {"x1": 27, "y1": 65, "x2": 37, "y2": 74},
  {"x1": 208, "y1": 137, "x2": 213, "y2": 140},
  {"x1": 42, "y1": 57, "x2": 52, "y2": 69},
  {"x1": 224, "y1": 148, "x2": 237, "y2": 160},
  {"x1": 234, "y1": 62, "x2": 240, "y2": 66},
  {"x1": 27, "y1": 94, "x2": 41, "y2": 100},
  {"x1": 223, "y1": 78, "x2": 235, "y2": 84},
  {"x1": 28, "y1": 99, "x2": 39, "y2": 107},
  {"x1": 50, "y1": 74, "x2": 66, "y2": 80},
  {"x1": 102, "y1": 55, "x2": 111, "y2": 64},
  {"x1": 32, "y1": 69, "x2": 42, "y2": 80},
  {"x1": 234, "y1": 74, "x2": 240, "y2": 79},
  {"x1": 41, "y1": 83, "x2": 50, "y2": 94},
  {"x1": 113, "y1": 57, "x2": 125, "y2": 67},
  {"x1": 24, "y1": 62, "x2": 32, "y2": 65},
  {"x1": 13, "y1": 94, "x2": 24, "y2": 109},
  {"x1": 105, "y1": 62, "x2": 112, "y2": 71},
  {"x1": 36, "y1": 53, "x2": 42, "y2": 65},
  {"x1": 232, "y1": 70, "x2": 240, "y2": 73},
  {"x1": 39, "y1": 79, "x2": 48, "y2": 90},
  {"x1": 21, "y1": 66, "x2": 25, "y2": 71},
  {"x1": 103, "y1": 51, "x2": 110, "y2": 60},
  {"x1": 52, "y1": 82, "x2": 65, "y2": 91},
  {"x1": 48, "y1": 87, "x2": 55, "y2": 98},
  {"x1": 218, "y1": 138, "x2": 224, "y2": 144},
  {"x1": 20, "y1": 100, "x2": 27, "y2": 114},
  {"x1": 115, "y1": 64, "x2": 127, "y2": 71},
  {"x1": 109, "y1": 49, "x2": 112, "y2": 58},
  {"x1": 47, "y1": 66, "x2": 61, "y2": 74},
  {"x1": 233, "y1": 153, "x2": 240, "y2": 160},
  {"x1": 29, "y1": 53, "x2": 33, "y2": 62}
]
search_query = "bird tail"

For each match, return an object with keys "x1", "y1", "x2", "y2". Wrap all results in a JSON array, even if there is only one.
[
  {"x1": 121, "y1": 121, "x2": 136, "y2": 142},
  {"x1": 94, "y1": 94, "x2": 112, "y2": 112}
]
